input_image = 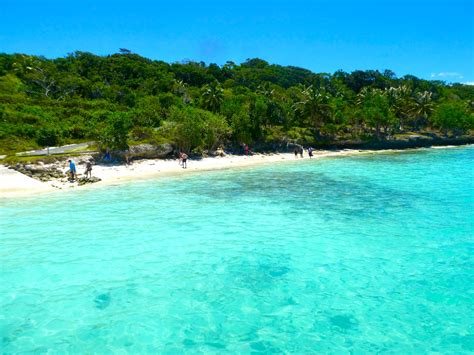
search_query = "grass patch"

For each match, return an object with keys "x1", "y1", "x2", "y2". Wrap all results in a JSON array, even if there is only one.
[{"x1": 2, "y1": 153, "x2": 84, "y2": 165}]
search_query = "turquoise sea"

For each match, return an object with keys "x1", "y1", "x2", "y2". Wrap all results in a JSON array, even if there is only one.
[{"x1": 1, "y1": 146, "x2": 473, "y2": 353}]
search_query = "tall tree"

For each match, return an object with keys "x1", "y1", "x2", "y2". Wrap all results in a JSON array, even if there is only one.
[
  {"x1": 357, "y1": 88, "x2": 397, "y2": 137},
  {"x1": 294, "y1": 85, "x2": 332, "y2": 136},
  {"x1": 201, "y1": 81, "x2": 224, "y2": 112},
  {"x1": 410, "y1": 91, "x2": 434, "y2": 130}
]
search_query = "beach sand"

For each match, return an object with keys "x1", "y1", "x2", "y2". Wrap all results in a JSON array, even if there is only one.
[
  {"x1": 0, "y1": 165, "x2": 56, "y2": 198},
  {"x1": 0, "y1": 147, "x2": 448, "y2": 198}
]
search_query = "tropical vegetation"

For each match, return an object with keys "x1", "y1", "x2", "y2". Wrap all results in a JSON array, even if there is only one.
[{"x1": 0, "y1": 51, "x2": 473, "y2": 155}]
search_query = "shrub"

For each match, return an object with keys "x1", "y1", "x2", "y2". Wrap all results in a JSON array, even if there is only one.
[
  {"x1": 97, "y1": 112, "x2": 132, "y2": 150},
  {"x1": 36, "y1": 127, "x2": 61, "y2": 147},
  {"x1": 431, "y1": 101, "x2": 472, "y2": 134}
]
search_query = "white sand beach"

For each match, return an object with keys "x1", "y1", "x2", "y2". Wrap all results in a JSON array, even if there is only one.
[
  {"x1": 0, "y1": 148, "x2": 438, "y2": 198},
  {"x1": 0, "y1": 165, "x2": 56, "y2": 198}
]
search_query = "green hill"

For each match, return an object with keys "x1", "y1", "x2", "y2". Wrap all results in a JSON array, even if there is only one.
[{"x1": 1, "y1": 51, "x2": 473, "y2": 156}]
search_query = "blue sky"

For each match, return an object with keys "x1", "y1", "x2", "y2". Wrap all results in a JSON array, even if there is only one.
[{"x1": 1, "y1": 0, "x2": 473, "y2": 83}]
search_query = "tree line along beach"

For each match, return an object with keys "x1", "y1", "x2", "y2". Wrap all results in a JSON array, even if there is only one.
[{"x1": 1, "y1": 52, "x2": 472, "y2": 197}]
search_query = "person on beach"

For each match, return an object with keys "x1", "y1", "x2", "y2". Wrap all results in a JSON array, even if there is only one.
[
  {"x1": 294, "y1": 147, "x2": 298, "y2": 158},
  {"x1": 308, "y1": 147, "x2": 314, "y2": 158},
  {"x1": 181, "y1": 152, "x2": 188, "y2": 168},
  {"x1": 84, "y1": 161, "x2": 92, "y2": 178},
  {"x1": 104, "y1": 149, "x2": 111, "y2": 162},
  {"x1": 125, "y1": 151, "x2": 131, "y2": 166},
  {"x1": 68, "y1": 159, "x2": 77, "y2": 180},
  {"x1": 216, "y1": 147, "x2": 225, "y2": 157},
  {"x1": 299, "y1": 146, "x2": 304, "y2": 158},
  {"x1": 244, "y1": 144, "x2": 249, "y2": 156}
]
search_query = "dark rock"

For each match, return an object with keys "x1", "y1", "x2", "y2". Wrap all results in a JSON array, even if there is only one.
[
  {"x1": 121, "y1": 143, "x2": 174, "y2": 160},
  {"x1": 94, "y1": 293, "x2": 111, "y2": 310},
  {"x1": 13, "y1": 164, "x2": 66, "y2": 183},
  {"x1": 77, "y1": 176, "x2": 101, "y2": 186},
  {"x1": 209, "y1": 147, "x2": 226, "y2": 157},
  {"x1": 268, "y1": 266, "x2": 290, "y2": 277},
  {"x1": 24, "y1": 164, "x2": 46, "y2": 173},
  {"x1": 329, "y1": 314, "x2": 358, "y2": 330}
]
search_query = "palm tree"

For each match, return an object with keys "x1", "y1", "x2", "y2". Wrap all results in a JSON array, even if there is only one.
[
  {"x1": 257, "y1": 83, "x2": 285, "y2": 127},
  {"x1": 294, "y1": 85, "x2": 332, "y2": 136},
  {"x1": 384, "y1": 85, "x2": 413, "y2": 131},
  {"x1": 356, "y1": 87, "x2": 383, "y2": 106},
  {"x1": 201, "y1": 82, "x2": 224, "y2": 112},
  {"x1": 256, "y1": 83, "x2": 275, "y2": 99},
  {"x1": 356, "y1": 88, "x2": 390, "y2": 137},
  {"x1": 357, "y1": 87, "x2": 406, "y2": 138},
  {"x1": 411, "y1": 91, "x2": 434, "y2": 130},
  {"x1": 173, "y1": 79, "x2": 191, "y2": 104}
]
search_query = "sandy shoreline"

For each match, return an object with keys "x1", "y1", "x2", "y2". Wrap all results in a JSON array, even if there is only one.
[{"x1": 0, "y1": 146, "x2": 468, "y2": 199}]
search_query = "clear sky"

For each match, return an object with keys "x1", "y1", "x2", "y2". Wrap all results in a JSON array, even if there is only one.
[{"x1": 1, "y1": 0, "x2": 473, "y2": 83}]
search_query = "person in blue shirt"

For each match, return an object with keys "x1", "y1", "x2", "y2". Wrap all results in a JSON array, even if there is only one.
[{"x1": 68, "y1": 159, "x2": 77, "y2": 180}]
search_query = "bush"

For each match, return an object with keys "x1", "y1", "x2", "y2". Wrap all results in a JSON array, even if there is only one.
[
  {"x1": 97, "y1": 112, "x2": 132, "y2": 150},
  {"x1": 68, "y1": 126, "x2": 86, "y2": 139},
  {"x1": 161, "y1": 106, "x2": 230, "y2": 153},
  {"x1": 431, "y1": 101, "x2": 472, "y2": 134},
  {"x1": 201, "y1": 111, "x2": 230, "y2": 151},
  {"x1": 264, "y1": 125, "x2": 286, "y2": 142},
  {"x1": 165, "y1": 106, "x2": 203, "y2": 153},
  {"x1": 287, "y1": 127, "x2": 314, "y2": 144},
  {"x1": 36, "y1": 127, "x2": 61, "y2": 147}
]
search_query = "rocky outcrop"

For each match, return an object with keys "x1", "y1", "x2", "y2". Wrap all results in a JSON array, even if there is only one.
[
  {"x1": 77, "y1": 176, "x2": 101, "y2": 185},
  {"x1": 206, "y1": 147, "x2": 226, "y2": 157},
  {"x1": 115, "y1": 143, "x2": 174, "y2": 160},
  {"x1": 327, "y1": 134, "x2": 474, "y2": 150},
  {"x1": 253, "y1": 133, "x2": 474, "y2": 152},
  {"x1": 11, "y1": 163, "x2": 65, "y2": 182}
]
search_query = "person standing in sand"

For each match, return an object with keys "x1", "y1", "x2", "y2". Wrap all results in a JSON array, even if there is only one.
[
  {"x1": 84, "y1": 161, "x2": 92, "y2": 178},
  {"x1": 67, "y1": 159, "x2": 77, "y2": 180},
  {"x1": 124, "y1": 151, "x2": 131, "y2": 166},
  {"x1": 104, "y1": 149, "x2": 111, "y2": 162},
  {"x1": 181, "y1": 152, "x2": 188, "y2": 168},
  {"x1": 299, "y1": 146, "x2": 304, "y2": 158},
  {"x1": 178, "y1": 151, "x2": 183, "y2": 166},
  {"x1": 308, "y1": 147, "x2": 314, "y2": 158}
]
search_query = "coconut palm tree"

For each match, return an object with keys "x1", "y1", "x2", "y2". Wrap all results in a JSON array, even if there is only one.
[
  {"x1": 411, "y1": 91, "x2": 434, "y2": 130},
  {"x1": 384, "y1": 85, "x2": 413, "y2": 131},
  {"x1": 173, "y1": 79, "x2": 191, "y2": 104},
  {"x1": 356, "y1": 87, "x2": 397, "y2": 137},
  {"x1": 201, "y1": 82, "x2": 224, "y2": 112},
  {"x1": 294, "y1": 85, "x2": 332, "y2": 136},
  {"x1": 256, "y1": 83, "x2": 275, "y2": 98},
  {"x1": 356, "y1": 87, "x2": 383, "y2": 106}
]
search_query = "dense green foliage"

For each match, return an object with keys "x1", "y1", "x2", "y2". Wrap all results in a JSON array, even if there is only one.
[{"x1": 0, "y1": 52, "x2": 473, "y2": 154}]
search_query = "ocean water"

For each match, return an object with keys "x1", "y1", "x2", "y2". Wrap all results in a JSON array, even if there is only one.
[{"x1": 1, "y1": 146, "x2": 473, "y2": 353}]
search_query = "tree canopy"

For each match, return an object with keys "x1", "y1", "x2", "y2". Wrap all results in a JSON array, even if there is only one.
[{"x1": 0, "y1": 51, "x2": 472, "y2": 155}]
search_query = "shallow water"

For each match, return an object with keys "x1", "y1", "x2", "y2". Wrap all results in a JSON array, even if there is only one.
[{"x1": 1, "y1": 147, "x2": 473, "y2": 353}]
